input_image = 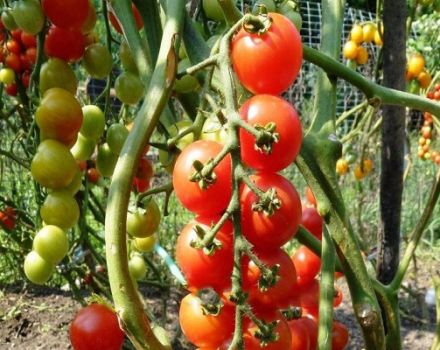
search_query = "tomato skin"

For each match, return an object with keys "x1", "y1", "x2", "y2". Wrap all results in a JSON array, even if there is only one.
[
  {"x1": 5, "y1": 53, "x2": 22, "y2": 72},
  {"x1": 291, "y1": 246, "x2": 321, "y2": 288},
  {"x1": 126, "y1": 199, "x2": 161, "y2": 238},
  {"x1": 5, "y1": 83, "x2": 18, "y2": 96},
  {"x1": 176, "y1": 217, "x2": 233, "y2": 291},
  {"x1": 108, "y1": 3, "x2": 143, "y2": 34},
  {"x1": 179, "y1": 293, "x2": 235, "y2": 348},
  {"x1": 87, "y1": 168, "x2": 100, "y2": 183},
  {"x1": 240, "y1": 173, "x2": 302, "y2": 251},
  {"x1": 33, "y1": 225, "x2": 69, "y2": 264},
  {"x1": 21, "y1": 31, "x2": 37, "y2": 48},
  {"x1": 301, "y1": 207, "x2": 323, "y2": 240},
  {"x1": 290, "y1": 316, "x2": 317, "y2": 350},
  {"x1": 11, "y1": 0, "x2": 45, "y2": 35},
  {"x1": 39, "y1": 58, "x2": 78, "y2": 95},
  {"x1": 128, "y1": 255, "x2": 147, "y2": 280},
  {"x1": 42, "y1": 0, "x2": 90, "y2": 29},
  {"x1": 96, "y1": 143, "x2": 118, "y2": 177},
  {"x1": 239, "y1": 95, "x2": 302, "y2": 172},
  {"x1": 70, "y1": 304, "x2": 125, "y2": 350},
  {"x1": 40, "y1": 190, "x2": 80, "y2": 230},
  {"x1": 114, "y1": 72, "x2": 144, "y2": 105},
  {"x1": 332, "y1": 321, "x2": 349, "y2": 350},
  {"x1": 173, "y1": 140, "x2": 232, "y2": 216},
  {"x1": 44, "y1": 26, "x2": 85, "y2": 62},
  {"x1": 26, "y1": 47, "x2": 37, "y2": 64},
  {"x1": 231, "y1": 13, "x2": 302, "y2": 95},
  {"x1": 6, "y1": 39, "x2": 22, "y2": 55},
  {"x1": 288, "y1": 317, "x2": 311, "y2": 350},
  {"x1": 80, "y1": 105, "x2": 105, "y2": 141},
  {"x1": 107, "y1": 123, "x2": 129, "y2": 154},
  {"x1": 83, "y1": 43, "x2": 113, "y2": 79},
  {"x1": 0, "y1": 68, "x2": 16, "y2": 85},
  {"x1": 133, "y1": 235, "x2": 157, "y2": 253},
  {"x1": 24, "y1": 251, "x2": 54, "y2": 285},
  {"x1": 243, "y1": 248, "x2": 297, "y2": 310}
]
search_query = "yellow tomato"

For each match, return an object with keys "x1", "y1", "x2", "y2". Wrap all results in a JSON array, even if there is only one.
[
  {"x1": 407, "y1": 54, "x2": 425, "y2": 78},
  {"x1": 356, "y1": 46, "x2": 369, "y2": 65},
  {"x1": 343, "y1": 41, "x2": 358, "y2": 60},
  {"x1": 350, "y1": 24, "x2": 364, "y2": 44},
  {"x1": 336, "y1": 158, "x2": 349, "y2": 175},
  {"x1": 362, "y1": 23, "x2": 376, "y2": 43},
  {"x1": 418, "y1": 70, "x2": 432, "y2": 89}
]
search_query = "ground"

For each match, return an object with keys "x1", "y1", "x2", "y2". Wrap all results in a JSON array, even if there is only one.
[{"x1": 0, "y1": 254, "x2": 438, "y2": 350}]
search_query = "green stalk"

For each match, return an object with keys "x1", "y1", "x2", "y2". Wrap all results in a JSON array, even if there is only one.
[{"x1": 104, "y1": 0, "x2": 185, "y2": 348}]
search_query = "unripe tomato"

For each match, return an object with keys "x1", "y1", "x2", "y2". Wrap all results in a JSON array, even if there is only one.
[
  {"x1": 107, "y1": 123, "x2": 129, "y2": 154},
  {"x1": 96, "y1": 143, "x2": 118, "y2": 177},
  {"x1": 36, "y1": 88, "x2": 83, "y2": 146},
  {"x1": 201, "y1": 118, "x2": 228, "y2": 144},
  {"x1": 350, "y1": 23, "x2": 364, "y2": 43},
  {"x1": 42, "y1": 0, "x2": 90, "y2": 29},
  {"x1": 0, "y1": 68, "x2": 15, "y2": 85},
  {"x1": 83, "y1": 43, "x2": 113, "y2": 79},
  {"x1": 115, "y1": 72, "x2": 144, "y2": 105},
  {"x1": 33, "y1": 225, "x2": 69, "y2": 264},
  {"x1": 252, "y1": 0, "x2": 276, "y2": 13},
  {"x1": 1, "y1": 10, "x2": 18, "y2": 31},
  {"x1": 343, "y1": 41, "x2": 358, "y2": 60},
  {"x1": 108, "y1": 3, "x2": 143, "y2": 34},
  {"x1": 133, "y1": 235, "x2": 157, "y2": 253},
  {"x1": 39, "y1": 58, "x2": 78, "y2": 95},
  {"x1": 280, "y1": 9, "x2": 302, "y2": 31},
  {"x1": 174, "y1": 58, "x2": 200, "y2": 93},
  {"x1": 64, "y1": 168, "x2": 83, "y2": 195},
  {"x1": 80, "y1": 105, "x2": 105, "y2": 140},
  {"x1": 119, "y1": 39, "x2": 138, "y2": 74},
  {"x1": 11, "y1": 0, "x2": 45, "y2": 35},
  {"x1": 24, "y1": 251, "x2": 54, "y2": 285},
  {"x1": 407, "y1": 54, "x2": 425, "y2": 78},
  {"x1": 126, "y1": 199, "x2": 161, "y2": 238},
  {"x1": 128, "y1": 255, "x2": 147, "y2": 280},
  {"x1": 45, "y1": 26, "x2": 85, "y2": 62},
  {"x1": 203, "y1": 0, "x2": 237, "y2": 21},
  {"x1": 31, "y1": 140, "x2": 78, "y2": 189},
  {"x1": 362, "y1": 23, "x2": 376, "y2": 42},
  {"x1": 40, "y1": 190, "x2": 80, "y2": 230}
]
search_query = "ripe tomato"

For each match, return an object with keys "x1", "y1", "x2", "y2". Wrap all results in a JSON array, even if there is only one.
[
  {"x1": 356, "y1": 46, "x2": 368, "y2": 65},
  {"x1": 126, "y1": 199, "x2": 161, "y2": 238},
  {"x1": 128, "y1": 255, "x2": 147, "y2": 280},
  {"x1": 36, "y1": 87, "x2": 83, "y2": 146},
  {"x1": 108, "y1": 3, "x2": 143, "y2": 34},
  {"x1": 288, "y1": 317, "x2": 310, "y2": 350},
  {"x1": 115, "y1": 72, "x2": 144, "y2": 105},
  {"x1": 362, "y1": 23, "x2": 376, "y2": 42},
  {"x1": 11, "y1": 0, "x2": 45, "y2": 35},
  {"x1": 231, "y1": 12, "x2": 302, "y2": 95},
  {"x1": 31, "y1": 139, "x2": 78, "y2": 189},
  {"x1": 21, "y1": 31, "x2": 37, "y2": 48},
  {"x1": 5, "y1": 53, "x2": 22, "y2": 72},
  {"x1": 239, "y1": 94, "x2": 302, "y2": 172},
  {"x1": 418, "y1": 70, "x2": 432, "y2": 89},
  {"x1": 173, "y1": 140, "x2": 232, "y2": 216},
  {"x1": 44, "y1": 26, "x2": 85, "y2": 62},
  {"x1": 70, "y1": 304, "x2": 125, "y2": 350},
  {"x1": 83, "y1": 43, "x2": 113, "y2": 79},
  {"x1": 5, "y1": 83, "x2": 17, "y2": 96},
  {"x1": 243, "y1": 248, "x2": 297, "y2": 310},
  {"x1": 350, "y1": 24, "x2": 363, "y2": 44},
  {"x1": 82, "y1": 3, "x2": 97, "y2": 33},
  {"x1": 33, "y1": 225, "x2": 69, "y2": 264},
  {"x1": 240, "y1": 173, "x2": 301, "y2": 251},
  {"x1": 80, "y1": 105, "x2": 105, "y2": 140},
  {"x1": 332, "y1": 321, "x2": 349, "y2": 350},
  {"x1": 179, "y1": 293, "x2": 235, "y2": 348},
  {"x1": 87, "y1": 168, "x2": 100, "y2": 183},
  {"x1": 176, "y1": 217, "x2": 233, "y2": 291},
  {"x1": 39, "y1": 58, "x2": 78, "y2": 94},
  {"x1": 301, "y1": 207, "x2": 323, "y2": 240},
  {"x1": 291, "y1": 246, "x2": 320, "y2": 288},
  {"x1": 290, "y1": 316, "x2": 317, "y2": 350},
  {"x1": 25, "y1": 46, "x2": 37, "y2": 65},
  {"x1": 40, "y1": 190, "x2": 80, "y2": 230},
  {"x1": 107, "y1": 123, "x2": 129, "y2": 154},
  {"x1": 244, "y1": 310, "x2": 292, "y2": 350},
  {"x1": 42, "y1": 0, "x2": 89, "y2": 29},
  {"x1": 407, "y1": 54, "x2": 425, "y2": 78},
  {"x1": 342, "y1": 40, "x2": 358, "y2": 60},
  {"x1": 133, "y1": 157, "x2": 154, "y2": 193},
  {"x1": 6, "y1": 39, "x2": 22, "y2": 55},
  {"x1": 24, "y1": 251, "x2": 54, "y2": 285}
]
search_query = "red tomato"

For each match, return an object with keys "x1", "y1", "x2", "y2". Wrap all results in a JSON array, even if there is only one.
[
  {"x1": 332, "y1": 321, "x2": 349, "y2": 350},
  {"x1": 5, "y1": 53, "x2": 22, "y2": 72},
  {"x1": 21, "y1": 71, "x2": 31, "y2": 88},
  {"x1": 108, "y1": 3, "x2": 143, "y2": 34},
  {"x1": 44, "y1": 26, "x2": 85, "y2": 62},
  {"x1": 42, "y1": 0, "x2": 90, "y2": 29},
  {"x1": 10, "y1": 29, "x2": 22, "y2": 41},
  {"x1": 231, "y1": 12, "x2": 302, "y2": 95},
  {"x1": 291, "y1": 246, "x2": 320, "y2": 288},
  {"x1": 0, "y1": 210, "x2": 15, "y2": 230},
  {"x1": 305, "y1": 187, "x2": 317, "y2": 207},
  {"x1": 240, "y1": 173, "x2": 301, "y2": 251},
  {"x1": 179, "y1": 293, "x2": 235, "y2": 348},
  {"x1": 25, "y1": 47, "x2": 36, "y2": 64},
  {"x1": 244, "y1": 310, "x2": 292, "y2": 350},
  {"x1": 20, "y1": 54, "x2": 32, "y2": 71},
  {"x1": 288, "y1": 317, "x2": 310, "y2": 350},
  {"x1": 173, "y1": 140, "x2": 232, "y2": 216},
  {"x1": 176, "y1": 217, "x2": 234, "y2": 291},
  {"x1": 301, "y1": 207, "x2": 323, "y2": 240},
  {"x1": 20, "y1": 32, "x2": 37, "y2": 48},
  {"x1": 298, "y1": 279, "x2": 342, "y2": 318},
  {"x1": 5, "y1": 83, "x2": 17, "y2": 96},
  {"x1": 6, "y1": 39, "x2": 22, "y2": 55},
  {"x1": 87, "y1": 168, "x2": 100, "y2": 183},
  {"x1": 239, "y1": 94, "x2": 302, "y2": 172},
  {"x1": 69, "y1": 304, "x2": 124, "y2": 350},
  {"x1": 291, "y1": 316, "x2": 317, "y2": 350},
  {"x1": 243, "y1": 248, "x2": 297, "y2": 310}
]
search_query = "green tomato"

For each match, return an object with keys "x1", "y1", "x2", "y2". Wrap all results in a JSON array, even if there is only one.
[
  {"x1": 39, "y1": 58, "x2": 78, "y2": 95},
  {"x1": 33, "y1": 225, "x2": 69, "y2": 264},
  {"x1": 203, "y1": 0, "x2": 237, "y2": 21},
  {"x1": 119, "y1": 40, "x2": 138, "y2": 74},
  {"x1": 80, "y1": 105, "x2": 105, "y2": 141},
  {"x1": 64, "y1": 168, "x2": 83, "y2": 195},
  {"x1": 96, "y1": 143, "x2": 118, "y2": 177},
  {"x1": 24, "y1": 251, "x2": 54, "y2": 285},
  {"x1": 127, "y1": 199, "x2": 161, "y2": 238},
  {"x1": 408, "y1": 79, "x2": 420, "y2": 95},
  {"x1": 201, "y1": 118, "x2": 228, "y2": 144},
  {"x1": 40, "y1": 190, "x2": 80, "y2": 230},
  {"x1": 31, "y1": 140, "x2": 78, "y2": 189},
  {"x1": 128, "y1": 255, "x2": 147, "y2": 280},
  {"x1": 107, "y1": 123, "x2": 129, "y2": 154},
  {"x1": 115, "y1": 72, "x2": 144, "y2": 105},
  {"x1": 71, "y1": 133, "x2": 96, "y2": 161},
  {"x1": 173, "y1": 59, "x2": 200, "y2": 93},
  {"x1": 1, "y1": 10, "x2": 18, "y2": 31},
  {"x1": 11, "y1": 0, "x2": 45, "y2": 35},
  {"x1": 83, "y1": 43, "x2": 113, "y2": 79},
  {"x1": 252, "y1": 0, "x2": 276, "y2": 13},
  {"x1": 133, "y1": 235, "x2": 157, "y2": 253},
  {"x1": 0, "y1": 68, "x2": 15, "y2": 85}
]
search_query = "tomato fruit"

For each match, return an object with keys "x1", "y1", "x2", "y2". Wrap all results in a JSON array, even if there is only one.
[
  {"x1": 288, "y1": 317, "x2": 311, "y2": 350},
  {"x1": 36, "y1": 88, "x2": 83, "y2": 146},
  {"x1": 83, "y1": 43, "x2": 113, "y2": 79},
  {"x1": 64, "y1": 168, "x2": 83, "y2": 195},
  {"x1": 0, "y1": 68, "x2": 15, "y2": 85},
  {"x1": 202, "y1": 0, "x2": 237, "y2": 21},
  {"x1": 87, "y1": 168, "x2": 100, "y2": 184},
  {"x1": 24, "y1": 251, "x2": 54, "y2": 285},
  {"x1": 180, "y1": 293, "x2": 235, "y2": 348},
  {"x1": 291, "y1": 246, "x2": 320, "y2": 288},
  {"x1": 201, "y1": 118, "x2": 228, "y2": 144},
  {"x1": 40, "y1": 190, "x2": 80, "y2": 230},
  {"x1": 115, "y1": 72, "x2": 144, "y2": 105},
  {"x1": 82, "y1": 3, "x2": 97, "y2": 33},
  {"x1": 39, "y1": 58, "x2": 78, "y2": 94},
  {"x1": 128, "y1": 255, "x2": 147, "y2": 280},
  {"x1": 5, "y1": 84, "x2": 17, "y2": 96},
  {"x1": 133, "y1": 235, "x2": 157, "y2": 253},
  {"x1": 80, "y1": 105, "x2": 105, "y2": 141},
  {"x1": 31, "y1": 140, "x2": 78, "y2": 189},
  {"x1": 11, "y1": 0, "x2": 45, "y2": 35},
  {"x1": 332, "y1": 321, "x2": 349, "y2": 350},
  {"x1": 176, "y1": 217, "x2": 233, "y2": 291},
  {"x1": 231, "y1": 12, "x2": 302, "y2": 95},
  {"x1": 108, "y1": 3, "x2": 143, "y2": 34},
  {"x1": 239, "y1": 94, "x2": 302, "y2": 172},
  {"x1": 240, "y1": 173, "x2": 301, "y2": 251},
  {"x1": 243, "y1": 248, "x2": 297, "y2": 309},
  {"x1": 44, "y1": 26, "x2": 85, "y2": 62},
  {"x1": 119, "y1": 39, "x2": 138, "y2": 74},
  {"x1": 126, "y1": 199, "x2": 161, "y2": 238},
  {"x1": 173, "y1": 140, "x2": 232, "y2": 216},
  {"x1": 70, "y1": 304, "x2": 125, "y2": 350},
  {"x1": 301, "y1": 207, "x2": 323, "y2": 240},
  {"x1": 21, "y1": 31, "x2": 36, "y2": 48},
  {"x1": 96, "y1": 143, "x2": 118, "y2": 177},
  {"x1": 42, "y1": 0, "x2": 90, "y2": 29},
  {"x1": 107, "y1": 123, "x2": 129, "y2": 154},
  {"x1": 1, "y1": 10, "x2": 18, "y2": 31},
  {"x1": 407, "y1": 54, "x2": 425, "y2": 79},
  {"x1": 71, "y1": 133, "x2": 96, "y2": 161},
  {"x1": 6, "y1": 39, "x2": 22, "y2": 55},
  {"x1": 33, "y1": 225, "x2": 69, "y2": 264},
  {"x1": 289, "y1": 316, "x2": 317, "y2": 350},
  {"x1": 5, "y1": 53, "x2": 22, "y2": 72}
]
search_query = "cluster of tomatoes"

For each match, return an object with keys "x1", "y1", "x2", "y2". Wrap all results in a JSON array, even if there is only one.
[
  {"x1": 0, "y1": 27, "x2": 36, "y2": 95},
  {"x1": 336, "y1": 157, "x2": 373, "y2": 181},
  {"x1": 343, "y1": 22, "x2": 382, "y2": 66},
  {"x1": 406, "y1": 53, "x2": 432, "y2": 94},
  {"x1": 0, "y1": 206, "x2": 16, "y2": 231},
  {"x1": 418, "y1": 84, "x2": 440, "y2": 165}
]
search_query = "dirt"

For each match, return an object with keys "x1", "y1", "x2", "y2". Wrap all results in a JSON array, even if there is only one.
[{"x1": 0, "y1": 257, "x2": 438, "y2": 350}]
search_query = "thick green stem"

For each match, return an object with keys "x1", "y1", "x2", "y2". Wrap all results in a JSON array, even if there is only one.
[{"x1": 104, "y1": 1, "x2": 185, "y2": 348}]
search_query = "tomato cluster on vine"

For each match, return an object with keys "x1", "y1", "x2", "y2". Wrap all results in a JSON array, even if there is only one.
[
  {"x1": 343, "y1": 22, "x2": 382, "y2": 67},
  {"x1": 418, "y1": 84, "x2": 440, "y2": 165}
]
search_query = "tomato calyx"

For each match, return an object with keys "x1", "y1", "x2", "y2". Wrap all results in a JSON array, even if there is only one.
[
  {"x1": 190, "y1": 224, "x2": 223, "y2": 255},
  {"x1": 251, "y1": 187, "x2": 281, "y2": 215},
  {"x1": 189, "y1": 159, "x2": 217, "y2": 189},
  {"x1": 252, "y1": 318, "x2": 280, "y2": 346},
  {"x1": 253, "y1": 122, "x2": 280, "y2": 154},
  {"x1": 243, "y1": 8, "x2": 273, "y2": 35},
  {"x1": 281, "y1": 306, "x2": 303, "y2": 321},
  {"x1": 258, "y1": 263, "x2": 281, "y2": 292},
  {"x1": 197, "y1": 288, "x2": 224, "y2": 316}
]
